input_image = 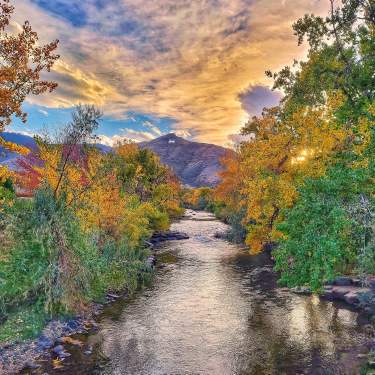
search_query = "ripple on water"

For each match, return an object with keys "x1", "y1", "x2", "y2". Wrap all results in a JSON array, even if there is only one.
[{"x1": 38, "y1": 210, "x2": 370, "y2": 375}]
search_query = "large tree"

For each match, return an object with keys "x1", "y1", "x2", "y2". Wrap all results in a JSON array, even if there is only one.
[
  {"x1": 0, "y1": 0, "x2": 59, "y2": 133},
  {"x1": 0, "y1": 0, "x2": 59, "y2": 182}
]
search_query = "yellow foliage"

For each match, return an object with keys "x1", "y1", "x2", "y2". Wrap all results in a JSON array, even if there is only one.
[
  {"x1": 0, "y1": 137, "x2": 29, "y2": 155},
  {"x1": 29, "y1": 139, "x2": 180, "y2": 244},
  {"x1": 0, "y1": 165, "x2": 12, "y2": 184},
  {"x1": 61, "y1": 336, "x2": 83, "y2": 346},
  {"x1": 217, "y1": 98, "x2": 350, "y2": 254}
]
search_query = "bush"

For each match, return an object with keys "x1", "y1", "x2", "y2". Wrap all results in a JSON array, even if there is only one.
[
  {"x1": 0, "y1": 188, "x2": 102, "y2": 319},
  {"x1": 0, "y1": 187, "x2": 156, "y2": 343}
]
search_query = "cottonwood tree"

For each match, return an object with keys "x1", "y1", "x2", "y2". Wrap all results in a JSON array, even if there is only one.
[
  {"x1": 0, "y1": 0, "x2": 59, "y2": 182},
  {"x1": 0, "y1": 0, "x2": 59, "y2": 138}
]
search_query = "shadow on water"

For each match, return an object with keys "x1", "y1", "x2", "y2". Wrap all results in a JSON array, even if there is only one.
[{"x1": 34, "y1": 210, "x2": 371, "y2": 375}]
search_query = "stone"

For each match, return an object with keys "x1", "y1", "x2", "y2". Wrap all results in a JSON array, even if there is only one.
[
  {"x1": 53, "y1": 345, "x2": 71, "y2": 358},
  {"x1": 321, "y1": 288, "x2": 334, "y2": 299},
  {"x1": 344, "y1": 291, "x2": 360, "y2": 305},
  {"x1": 66, "y1": 319, "x2": 80, "y2": 331},
  {"x1": 23, "y1": 360, "x2": 41, "y2": 370},
  {"x1": 107, "y1": 293, "x2": 120, "y2": 299},
  {"x1": 290, "y1": 286, "x2": 312, "y2": 295},
  {"x1": 352, "y1": 278, "x2": 362, "y2": 287},
  {"x1": 334, "y1": 276, "x2": 352, "y2": 286},
  {"x1": 331, "y1": 286, "x2": 351, "y2": 300},
  {"x1": 37, "y1": 335, "x2": 54, "y2": 350},
  {"x1": 52, "y1": 345, "x2": 64, "y2": 355},
  {"x1": 357, "y1": 353, "x2": 368, "y2": 359},
  {"x1": 59, "y1": 351, "x2": 71, "y2": 358},
  {"x1": 367, "y1": 277, "x2": 375, "y2": 289}
]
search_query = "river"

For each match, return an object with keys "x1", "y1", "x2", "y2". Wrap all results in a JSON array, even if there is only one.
[{"x1": 39, "y1": 210, "x2": 371, "y2": 375}]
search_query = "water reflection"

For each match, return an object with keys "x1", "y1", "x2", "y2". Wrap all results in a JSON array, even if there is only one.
[{"x1": 40, "y1": 210, "x2": 370, "y2": 375}]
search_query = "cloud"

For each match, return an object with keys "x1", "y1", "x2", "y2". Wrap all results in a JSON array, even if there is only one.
[
  {"x1": 227, "y1": 133, "x2": 254, "y2": 146},
  {"x1": 15, "y1": 0, "x2": 329, "y2": 145},
  {"x1": 143, "y1": 121, "x2": 163, "y2": 137},
  {"x1": 98, "y1": 127, "x2": 159, "y2": 146},
  {"x1": 175, "y1": 129, "x2": 191, "y2": 138},
  {"x1": 239, "y1": 85, "x2": 283, "y2": 117},
  {"x1": 37, "y1": 108, "x2": 49, "y2": 116}
]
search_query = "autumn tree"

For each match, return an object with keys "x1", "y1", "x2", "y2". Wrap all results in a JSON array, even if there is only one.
[
  {"x1": 0, "y1": 0, "x2": 59, "y2": 131},
  {"x1": 271, "y1": 0, "x2": 375, "y2": 290},
  {"x1": 0, "y1": 0, "x2": 59, "y2": 184},
  {"x1": 217, "y1": 0, "x2": 374, "y2": 261},
  {"x1": 17, "y1": 105, "x2": 102, "y2": 201}
]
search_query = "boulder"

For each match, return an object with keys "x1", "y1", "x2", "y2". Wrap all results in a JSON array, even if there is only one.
[
  {"x1": 52, "y1": 345, "x2": 71, "y2": 358},
  {"x1": 331, "y1": 286, "x2": 370, "y2": 303},
  {"x1": 331, "y1": 286, "x2": 351, "y2": 299},
  {"x1": 321, "y1": 287, "x2": 334, "y2": 299},
  {"x1": 66, "y1": 319, "x2": 80, "y2": 331}
]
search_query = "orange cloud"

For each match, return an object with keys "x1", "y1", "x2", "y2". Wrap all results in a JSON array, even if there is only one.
[{"x1": 15, "y1": 0, "x2": 329, "y2": 145}]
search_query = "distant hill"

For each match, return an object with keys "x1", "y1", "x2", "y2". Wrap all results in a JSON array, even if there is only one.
[
  {"x1": 0, "y1": 133, "x2": 38, "y2": 170},
  {"x1": 140, "y1": 133, "x2": 233, "y2": 187},
  {"x1": 0, "y1": 132, "x2": 232, "y2": 187},
  {"x1": 0, "y1": 132, "x2": 112, "y2": 170}
]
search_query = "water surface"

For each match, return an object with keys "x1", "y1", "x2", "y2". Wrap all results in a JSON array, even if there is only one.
[{"x1": 40, "y1": 210, "x2": 371, "y2": 374}]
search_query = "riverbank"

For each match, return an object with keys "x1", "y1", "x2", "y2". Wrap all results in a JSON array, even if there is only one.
[
  {"x1": 213, "y1": 212, "x2": 375, "y2": 373},
  {"x1": 0, "y1": 229, "x2": 189, "y2": 374},
  {"x1": 4, "y1": 210, "x2": 374, "y2": 374},
  {"x1": 23, "y1": 211, "x2": 374, "y2": 374}
]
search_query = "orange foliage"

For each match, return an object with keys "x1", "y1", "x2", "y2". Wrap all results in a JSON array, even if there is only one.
[
  {"x1": 0, "y1": 0, "x2": 58, "y2": 179},
  {"x1": 217, "y1": 97, "x2": 350, "y2": 254},
  {"x1": 0, "y1": 1, "x2": 59, "y2": 131}
]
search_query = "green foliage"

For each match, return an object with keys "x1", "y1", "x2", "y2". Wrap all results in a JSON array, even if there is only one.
[
  {"x1": 270, "y1": 0, "x2": 375, "y2": 124},
  {"x1": 0, "y1": 94, "x2": 182, "y2": 345},
  {"x1": 225, "y1": 207, "x2": 248, "y2": 244},
  {"x1": 0, "y1": 188, "x2": 101, "y2": 319},
  {"x1": 217, "y1": 0, "x2": 375, "y2": 290},
  {"x1": 0, "y1": 302, "x2": 47, "y2": 343},
  {"x1": 0, "y1": 186, "x2": 156, "y2": 344},
  {"x1": 274, "y1": 164, "x2": 374, "y2": 291},
  {"x1": 270, "y1": 0, "x2": 375, "y2": 290}
]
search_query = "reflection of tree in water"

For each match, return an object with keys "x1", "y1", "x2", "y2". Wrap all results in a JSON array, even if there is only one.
[
  {"x1": 37, "y1": 217, "x2": 369, "y2": 375},
  {"x1": 228, "y1": 252, "x2": 367, "y2": 374}
]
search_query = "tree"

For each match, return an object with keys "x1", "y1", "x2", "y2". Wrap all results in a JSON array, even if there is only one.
[
  {"x1": 0, "y1": 0, "x2": 59, "y2": 182},
  {"x1": 224, "y1": 99, "x2": 348, "y2": 254},
  {"x1": 17, "y1": 105, "x2": 102, "y2": 203},
  {"x1": 217, "y1": 0, "x2": 374, "y2": 262},
  {"x1": 267, "y1": 0, "x2": 375, "y2": 289},
  {"x1": 267, "y1": 0, "x2": 374, "y2": 124},
  {"x1": 0, "y1": 0, "x2": 59, "y2": 132}
]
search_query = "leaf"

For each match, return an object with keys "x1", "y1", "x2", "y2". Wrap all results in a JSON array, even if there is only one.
[
  {"x1": 61, "y1": 336, "x2": 83, "y2": 346},
  {"x1": 52, "y1": 358, "x2": 64, "y2": 369}
]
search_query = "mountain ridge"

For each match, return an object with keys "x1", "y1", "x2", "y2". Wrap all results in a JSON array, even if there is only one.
[{"x1": 0, "y1": 132, "x2": 232, "y2": 187}]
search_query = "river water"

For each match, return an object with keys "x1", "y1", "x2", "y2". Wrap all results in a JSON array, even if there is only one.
[{"x1": 40, "y1": 210, "x2": 371, "y2": 375}]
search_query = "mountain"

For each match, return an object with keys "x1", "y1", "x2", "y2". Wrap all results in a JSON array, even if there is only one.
[
  {"x1": 0, "y1": 132, "x2": 232, "y2": 187},
  {"x1": 140, "y1": 133, "x2": 233, "y2": 187},
  {"x1": 0, "y1": 132, "x2": 112, "y2": 170},
  {"x1": 0, "y1": 132, "x2": 38, "y2": 170}
]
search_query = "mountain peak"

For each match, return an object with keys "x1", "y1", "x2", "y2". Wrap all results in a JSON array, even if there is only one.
[
  {"x1": 152, "y1": 133, "x2": 183, "y2": 142},
  {"x1": 140, "y1": 134, "x2": 234, "y2": 187}
]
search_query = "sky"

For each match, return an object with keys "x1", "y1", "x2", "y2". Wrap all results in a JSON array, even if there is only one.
[{"x1": 10, "y1": 0, "x2": 329, "y2": 146}]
